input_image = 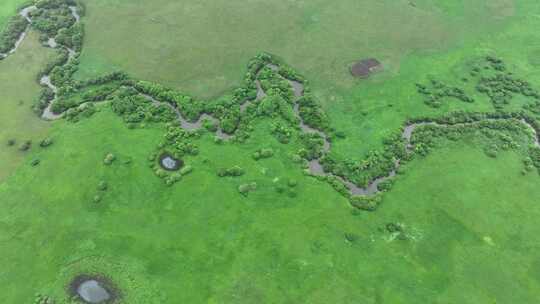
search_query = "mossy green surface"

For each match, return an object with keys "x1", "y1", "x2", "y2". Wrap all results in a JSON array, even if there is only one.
[
  {"x1": 0, "y1": 0, "x2": 28, "y2": 27},
  {"x1": 1, "y1": 0, "x2": 540, "y2": 303},
  {"x1": 74, "y1": 0, "x2": 536, "y2": 161},
  {"x1": 0, "y1": 31, "x2": 54, "y2": 181},
  {"x1": 0, "y1": 108, "x2": 539, "y2": 303}
]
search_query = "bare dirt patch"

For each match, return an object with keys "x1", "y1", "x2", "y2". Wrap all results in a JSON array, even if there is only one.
[{"x1": 350, "y1": 58, "x2": 382, "y2": 78}]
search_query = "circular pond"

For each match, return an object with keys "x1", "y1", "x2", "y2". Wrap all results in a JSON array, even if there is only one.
[
  {"x1": 70, "y1": 276, "x2": 116, "y2": 304},
  {"x1": 159, "y1": 153, "x2": 183, "y2": 171},
  {"x1": 77, "y1": 280, "x2": 110, "y2": 303}
]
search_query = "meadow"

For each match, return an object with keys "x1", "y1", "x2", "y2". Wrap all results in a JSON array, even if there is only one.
[
  {"x1": 0, "y1": 0, "x2": 27, "y2": 27},
  {"x1": 0, "y1": 0, "x2": 539, "y2": 303},
  {"x1": 75, "y1": 0, "x2": 531, "y2": 158},
  {"x1": 1, "y1": 109, "x2": 539, "y2": 303},
  {"x1": 0, "y1": 31, "x2": 54, "y2": 181}
]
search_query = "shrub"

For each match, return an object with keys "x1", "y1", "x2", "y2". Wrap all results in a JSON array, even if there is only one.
[
  {"x1": 217, "y1": 165, "x2": 245, "y2": 177},
  {"x1": 297, "y1": 95, "x2": 331, "y2": 131},
  {"x1": 386, "y1": 223, "x2": 408, "y2": 240},
  {"x1": 334, "y1": 131, "x2": 346, "y2": 139},
  {"x1": 530, "y1": 146, "x2": 540, "y2": 171},
  {"x1": 377, "y1": 178, "x2": 394, "y2": 192},
  {"x1": 523, "y1": 157, "x2": 535, "y2": 173},
  {"x1": 154, "y1": 168, "x2": 167, "y2": 178},
  {"x1": 275, "y1": 184, "x2": 286, "y2": 193},
  {"x1": 180, "y1": 165, "x2": 193, "y2": 176},
  {"x1": 203, "y1": 119, "x2": 218, "y2": 132},
  {"x1": 416, "y1": 79, "x2": 474, "y2": 108},
  {"x1": 18, "y1": 140, "x2": 32, "y2": 151},
  {"x1": 271, "y1": 122, "x2": 293, "y2": 144},
  {"x1": 386, "y1": 223, "x2": 404, "y2": 233},
  {"x1": 7, "y1": 139, "x2": 16, "y2": 146},
  {"x1": 165, "y1": 173, "x2": 182, "y2": 186},
  {"x1": 484, "y1": 144, "x2": 499, "y2": 158},
  {"x1": 93, "y1": 195, "x2": 102, "y2": 203},
  {"x1": 30, "y1": 159, "x2": 40, "y2": 167},
  {"x1": 252, "y1": 148, "x2": 274, "y2": 160},
  {"x1": 287, "y1": 189, "x2": 297, "y2": 198},
  {"x1": 103, "y1": 153, "x2": 116, "y2": 165},
  {"x1": 344, "y1": 232, "x2": 359, "y2": 243},
  {"x1": 350, "y1": 195, "x2": 382, "y2": 211},
  {"x1": 39, "y1": 138, "x2": 53, "y2": 147},
  {"x1": 291, "y1": 154, "x2": 303, "y2": 163},
  {"x1": 214, "y1": 136, "x2": 223, "y2": 144},
  {"x1": 0, "y1": 15, "x2": 29, "y2": 54},
  {"x1": 287, "y1": 179, "x2": 297, "y2": 187},
  {"x1": 238, "y1": 182, "x2": 257, "y2": 196},
  {"x1": 97, "y1": 180, "x2": 108, "y2": 191}
]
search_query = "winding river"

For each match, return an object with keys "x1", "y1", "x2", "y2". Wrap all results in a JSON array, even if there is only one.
[
  {"x1": 264, "y1": 65, "x2": 540, "y2": 195},
  {"x1": 3, "y1": 5, "x2": 540, "y2": 197},
  {"x1": 0, "y1": 5, "x2": 82, "y2": 120}
]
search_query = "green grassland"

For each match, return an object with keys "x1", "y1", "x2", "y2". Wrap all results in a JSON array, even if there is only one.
[
  {"x1": 1, "y1": 0, "x2": 540, "y2": 303},
  {"x1": 74, "y1": 0, "x2": 532, "y2": 160},
  {"x1": 0, "y1": 0, "x2": 28, "y2": 27},
  {"x1": 1, "y1": 109, "x2": 539, "y2": 303},
  {"x1": 0, "y1": 31, "x2": 54, "y2": 181}
]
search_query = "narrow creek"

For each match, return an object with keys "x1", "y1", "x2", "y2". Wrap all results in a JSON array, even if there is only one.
[
  {"x1": 0, "y1": 4, "x2": 82, "y2": 120},
  {"x1": 40, "y1": 5, "x2": 81, "y2": 120},
  {"x1": 263, "y1": 64, "x2": 540, "y2": 196},
  {"x1": 0, "y1": 6, "x2": 36, "y2": 59},
  {"x1": 3, "y1": 6, "x2": 539, "y2": 197}
]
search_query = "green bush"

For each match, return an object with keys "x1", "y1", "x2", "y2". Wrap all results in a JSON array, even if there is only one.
[
  {"x1": 377, "y1": 178, "x2": 394, "y2": 192},
  {"x1": 103, "y1": 153, "x2": 116, "y2": 165},
  {"x1": 238, "y1": 182, "x2": 257, "y2": 196},
  {"x1": 165, "y1": 173, "x2": 182, "y2": 186},
  {"x1": 97, "y1": 180, "x2": 108, "y2": 191},
  {"x1": 386, "y1": 223, "x2": 404, "y2": 233},
  {"x1": 39, "y1": 138, "x2": 53, "y2": 147},
  {"x1": 0, "y1": 15, "x2": 28, "y2": 53},
  {"x1": 416, "y1": 79, "x2": 474, "y2": 108},
  {"x1": 155, "y1": 168, "x2": 167, "y2": 178},
  {"x1": 350, "y1": 195, "x2": 382, "y2": 211},
  {"x1": 344, "y1": 232, "x2": 359, "y2": 243},
  {"x1": 252, "y1": 148, "x2": 274, "y2": 160},
  {"x1": 180, "y1": 165, "x2": 193, "y2": 176},
  {"x1": 18, "y1": 140, "x2": 32, "y2": 151},
  {"x1": 217, "y1": 165, "x2": 245, "y2": 177}
]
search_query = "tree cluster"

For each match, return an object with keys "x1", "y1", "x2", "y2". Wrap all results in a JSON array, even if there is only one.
[
  {"x1": 110, "y1": 87, "x2": 176, "y2": 123},
  {"x1": 476, "y1": 73, "x2": 539, "y2": 109},
  {"x1": 416, "y1": 79, "x2": 473, "y2": 108},
  {"x1": 298, "y1": 133, "x2": 325, "y2": 160},
  {"x1": 297, "y1": 94, "x2": 331, "y2": 132},
  {"x1": 252, "y1": 148, "x2": 274, "y2": 160},
  {"x1": 270, "y1": 121, "x2": 293, "y2": 144},
  {"x1": 31, "y1": 1, "x2": 76, "y2": 37},
  {"x1": 64, "y1": 102, "x2": 96, "y2": 122},
  {"x1": 0, "y1": 15, "x2": 28, "y2": 54},
  {"x1": 33, "y1": 86, "x2": 55, "y2": 115},
  {"x1": 350, "y1": 194, "x2": 383, "y2": 211},
  {"x1": 162, "y1": 125, "x2": 200, "y2": 158},
  {"x1": 238, "y1": 182, "x2": 257, "y2": 196},
  {"x1": 320, "y1": 132, "x2": 406, "y2": 189},
  {"x1": 217, "y1": 165, "x2": 245, "y2": 177}
]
